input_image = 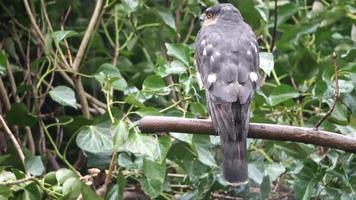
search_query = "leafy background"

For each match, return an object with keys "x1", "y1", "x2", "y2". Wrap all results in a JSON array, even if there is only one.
[{"x1": 0, "y1": 0, "x2": 355, "y2": 199}]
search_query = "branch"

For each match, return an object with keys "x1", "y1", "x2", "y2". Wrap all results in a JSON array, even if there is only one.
[
  {"x1": 72, "y1": 0, "x2": 103, "y2": 71},
  {"x1": 315, "y1": 52, "x2": 339, "y2": 129},
  {"x1": 137, "y1": 116, "x2": 356, "y2": 153},
  {"x1": 270, "y1": 0, "x2": 278, "y2": 51},
  {"x1": 0, "y1": 115, "x2": 26, "y2": 166}
]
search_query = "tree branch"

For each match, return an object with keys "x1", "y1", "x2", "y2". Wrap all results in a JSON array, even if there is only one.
[
  {"x1": 0, "y1": 115, "x2": 26, "y2": 167},
  {"x1": 137, "y1": 116, "x2": 356, "y2": 153},
  {"x1": 315, "y1": 52, "x2": 339, "y2": 129}
]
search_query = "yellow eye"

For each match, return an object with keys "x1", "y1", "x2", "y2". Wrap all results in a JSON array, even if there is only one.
[{"x1": 206, "y1": 13, "x2": 214, "y2": 19}]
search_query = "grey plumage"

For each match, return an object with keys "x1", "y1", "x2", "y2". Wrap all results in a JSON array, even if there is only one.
[{"x1": 195, "y1": 3, "x2": 259, "y2": 184}]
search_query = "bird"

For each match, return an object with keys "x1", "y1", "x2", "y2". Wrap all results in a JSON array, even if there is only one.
[{"x1": 194, "y1": 3, "x2": 259, "y2": 185}]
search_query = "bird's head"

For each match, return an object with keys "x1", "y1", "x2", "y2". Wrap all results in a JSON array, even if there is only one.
[{"x1": 200, "y1": 3, "x2": 243, "y2": 26}]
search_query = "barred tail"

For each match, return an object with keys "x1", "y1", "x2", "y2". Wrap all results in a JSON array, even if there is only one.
[{"x1": 208, "y1": 100, "x2": 250, "y2": 185}]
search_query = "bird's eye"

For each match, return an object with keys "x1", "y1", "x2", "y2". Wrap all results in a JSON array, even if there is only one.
[{"x1": 206, "y1": 13, "x2": 214, "y2": 19}]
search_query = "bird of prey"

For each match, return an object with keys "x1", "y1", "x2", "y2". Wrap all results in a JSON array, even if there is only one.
[{"x1": 195, "y1": 3, "x2": 259, "y2": 185}]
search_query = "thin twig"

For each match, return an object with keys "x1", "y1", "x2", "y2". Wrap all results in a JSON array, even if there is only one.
[
  {"x1": 0, "y1": 115, "x2": 26, "y2": 167},
  {"x1": 22, "y1": 0, "x2": 46, "y2": 43},
  {"x1": 97, "y1": 151, "x2": 117, "y2": 197},
  {"x1": 211, "y1": 192, "x2": 243, "y2": 200},
  {"x1": 315, "y1": 52, "x2": 339, "y2": 129},
  {"x1": 183, "y1": 17, "x2": 195, "y2": 43},
  {"x1": 0, "y1": 78, "x2": 11, "y2": 110},
  {"x1": 72, "y1": 0, "x2": 103, "y2": 71},
  {"x1": 270, "y1": 0, "x2": 278, "y2": 51}
]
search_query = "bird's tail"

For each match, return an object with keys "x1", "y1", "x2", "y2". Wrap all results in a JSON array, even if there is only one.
[
  {"x1": 221, "y1": 138, "x2": 248, "y2": 184},
  {"x1": 208, "y1": 101, "x2": 250, "y2": 185}
]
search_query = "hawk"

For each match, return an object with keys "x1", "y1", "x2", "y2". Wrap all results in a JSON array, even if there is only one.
[{"x1": 195, "y1": 3, "x2": 259, "y2": 185}]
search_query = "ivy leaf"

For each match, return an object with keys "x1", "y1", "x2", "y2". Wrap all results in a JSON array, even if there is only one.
[
  {"x1": 76, "y1": 123, "x2": 114, "y2": 154},
  {"x1": 259, "y1": 52, "x2": 274, "y2": 76},
  {"x1": 62, "y1": 177, "x2": 82, "y2": 199},
  {"x1": 142, "y1": 75, "x2": 170, "y2": 95},
  {"x1": 158, "y1": 10, "x2": 176, "y2": 31},
  {"x1": 141, "y1": 178, "x2": 163, "y2": 198},
  {"x1": 51, "y1": 30, "x2": 79, "y2": 43},
  {"x1": 136, "y1": 107, "x2": 161, "y2": 117},
  {"x1": 113, "y1": 120, "x2": 129, "y2": 152},
  {"x1": 143, "y1": 158, "x2": 166, "y2": 183},
  {"x1": 94, "y1": 63, "x2": 127, "y2": 91},
  {"x1": 0, "y1": 51, "x2": 7, "y2": 75},
  {"x1": 49, "y1": 86, "x2": 77, "y2": 109},
  {"x1": 25, "y1": 156, "x2": 45, "y2": 176},
  {"x1": 55, "y1": 168, "x2": 79, "y2": 184},
  {"x1": 165, "y1": 43, "x2": 190, "y2": 66},
  {"x1": 120, "y1": 133, "x2": 157, "y2": 159},
  {"x1": 268, "y1": 84, "x2": 299, "y2": 106},
  {"x1": 7, "y1": 103, "x2": 38, "y2": 127},
  {"x1": 122, "y1": 0, "x2": 139, "y2": 12}
]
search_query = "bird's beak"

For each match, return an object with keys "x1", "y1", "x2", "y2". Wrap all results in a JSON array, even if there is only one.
[{"x1": 199, "y1": 13, "x2": 205, "y2": 21}]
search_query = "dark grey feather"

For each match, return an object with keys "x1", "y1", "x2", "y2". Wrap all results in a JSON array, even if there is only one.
[{"x1": 195, "y1": 3, "x2": 259, "y2": 184}]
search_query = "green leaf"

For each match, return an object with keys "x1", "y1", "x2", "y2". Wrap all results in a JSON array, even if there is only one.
[
  {"x1": 76, "y1": 123, "x2": 114, "y2": 154},
  {"x1": 49, "y1": 86, "x2": 77, "y2": 108},
  {"x1": 0, "y1": 171, "x2": 16, "y2": 183},
  {"x1": 268, "y1": 84, "x2": 299, "y2": 106},
  {"x1": 189, "y1": 102, "x2": 207, "y2": 117},
  {"x1": 62, "y1": 177, "x2": 82, "y2": 200},
  {"x1": 142, "y1": 178, "x2": 163, "y2": 198},
  {"x1": 192, "y1": 136, "x2": 216, "y2": 167},
  {"x1": 142, "y1": 75, "x2": 170, "y2": 96},
  {"x1": 170, "y1": 132, "x2": 193, "y2": 144},
  {"x1": 124, "y1": 95, "x2": 145, "y2": 108},
  {"x1": 55, "y1": 168, "x2": 78, "y2": 184},
  {"x1": 248, "y1": 163, "x2": 264, "y2": 184},
  {"x1": 7, "y1": 103, "x2": 38, "y2": 127},
  {"x1": 143, "y1": 158, "x2": 166, "y2": 183},
  {"x1": 25, "y1": 156, "x2": 45, "y2": 176},
  {"x1": 265, "y1": 163, "x2": 285, "y2": 182},
  {"x1": 136, "y1": 107, "x2": 161, "y2": 117},
  {"x1": 94, "y1": 63, "x2": 127, "y2": 91},
  {"x1": 106, "y1": 170, "x2": 127, "y2": 200},
  {"x1": 0, "y1": 51, "x2": 7, "y2": 76},
  {"x1": 167, "y1": 60, "x2": 186, "y2": 75},
  {"x1": 329, "y1": 102, "x2": 349, "y2": 125},
  {"x1": 165, "y1": 43, "x2": 190, "y2": 66},
  {"x1": 158, "y1": 10, "x2": 176, "y2": 30},
  {"x1": 155, "y1": 136, "x2": 172, "y2": 163},
  {"x1": 81, "y1": 184, "x2": 102, "y2": 200},
  {"x1": 121, "y1": 134, "x2": 171, "y2": 163},
  {"x1": 122, "y1": 0, "x2": 139, "y2": 12},
  {"x1": 113, "y1": 120, "x2": 129, "y2": 152},
  {"x1": 51, "y1": 30, "x2": 78, "y2": 43},
  {"x1": 43, "y1": 171, "x2": 57, "y2": 186},
  {"x1": 261, "y1": 175, "x2": 271, "y2": 199},
  {"x1": 302, "y1": 179, "x2": 316, "y2": 200},
  {"x1": 259, "y1": 52, "x2": 274, "y2": 76}
]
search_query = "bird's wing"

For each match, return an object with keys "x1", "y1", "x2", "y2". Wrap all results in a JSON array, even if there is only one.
[
  {"x1": 195, "y1": 24, "x2": 259, "y2": 105},
  {"x1": 195, "y1": 23, "x2": 259, "y2": 183}
]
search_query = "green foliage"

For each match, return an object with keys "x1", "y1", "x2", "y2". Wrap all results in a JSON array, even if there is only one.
[{"x1": 0, "y1": 0, "x2": 355, "y2": 199}]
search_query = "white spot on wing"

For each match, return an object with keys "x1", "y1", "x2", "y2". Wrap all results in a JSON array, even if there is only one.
[
  {"x1": 215, "y1": 51, "x2": 221, "y2": 56},
  {"x1": 203, "y1": 48, "x2": 207, "y2": 56},
  {"x1": 250, "y1": 72, "x2": 258, "y2": 82},
  {"x1": 201, "y1": 39, "x2": 206, "y2": 45},
  {"x1": 207, "y1": 73, "x2": 217, "y2": 83},
  {"x1": 207, "y1": 44, "x2": 213, "y2": 48},
  {"x1": 247, "y1": 50, "x2": 251, "y2": 55},
  {"x1": 210, "y1": 55, "x2": 215, "y2": 62}
]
